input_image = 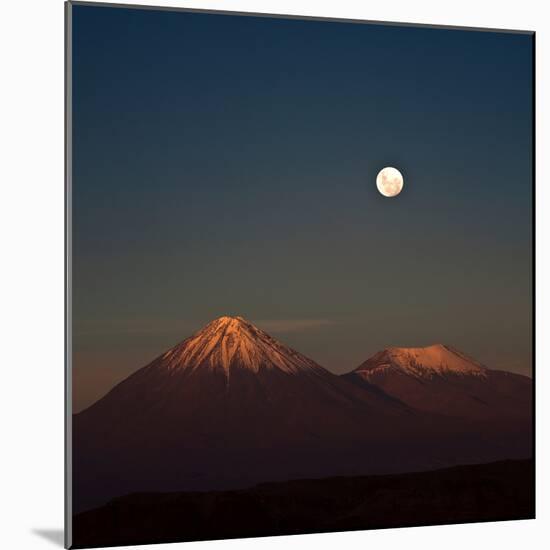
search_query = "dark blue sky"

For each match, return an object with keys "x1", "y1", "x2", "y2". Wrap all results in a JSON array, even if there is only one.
[{"x1": 71, "y1": 4, "x2": 533, "y2": 411}]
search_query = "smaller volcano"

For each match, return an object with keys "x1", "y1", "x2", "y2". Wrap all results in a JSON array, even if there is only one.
[
  {"x1": 344, "y1": 344, "x2": 531, "y2": 421},
  {"x1": 355, "y1": 344, "x2": 487, "y2": 379}
]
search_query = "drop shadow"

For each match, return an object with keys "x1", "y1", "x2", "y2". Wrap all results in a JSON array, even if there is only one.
[{"x1": 32, "y1": 529, "x2": 64, "y2": 547}]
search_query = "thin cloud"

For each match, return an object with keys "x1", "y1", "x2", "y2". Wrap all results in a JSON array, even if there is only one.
[
  {"x1": 75, "y1": 317, "x2": 335, "y2": 337},
  {"x1": 252, "y1": 319, "x2": 334, "y2": 334},
  {"x1": 74, "y1": 319, "x2": 197, "y2": 337}
]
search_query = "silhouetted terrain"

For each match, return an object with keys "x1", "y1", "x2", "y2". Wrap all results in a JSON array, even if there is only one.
[{"x1": 72, "y1": 459, "x2": 534, "y2": 548}]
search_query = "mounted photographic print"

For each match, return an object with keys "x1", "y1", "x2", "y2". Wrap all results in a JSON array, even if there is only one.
[{"x1": 65, "y1": 1, "x2": 535, "y2": 548}]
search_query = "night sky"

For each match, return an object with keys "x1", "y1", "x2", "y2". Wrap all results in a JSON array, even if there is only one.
[{"x1": 71, "y1": 4, "x2": 533, "y2": 412}]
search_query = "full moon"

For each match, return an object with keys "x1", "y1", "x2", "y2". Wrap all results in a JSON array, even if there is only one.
[{"x1": 376, "y1": 167, "x2": 404, "y2": 197}]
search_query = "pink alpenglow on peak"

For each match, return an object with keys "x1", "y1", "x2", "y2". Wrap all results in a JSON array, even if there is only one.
[
  {"x1": 355, "y1": 344, "x2": 487, "y2": 380},
  {"x1": 158, "y1": 316, "x2": 324, "y2": 376}
]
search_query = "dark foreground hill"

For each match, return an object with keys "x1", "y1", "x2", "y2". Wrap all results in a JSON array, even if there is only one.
[{"x1": 72, "y1": 459, "x2": 534, "y2": 548}]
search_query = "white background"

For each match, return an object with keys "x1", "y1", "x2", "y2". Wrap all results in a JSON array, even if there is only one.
[{"x1": 0, "y1": 0, "x2": 548, "y2": 548}]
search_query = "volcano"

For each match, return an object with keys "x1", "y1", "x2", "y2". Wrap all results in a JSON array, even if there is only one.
[
  {"x1": 73, "y1": 316, "x2": 410, "y2": 511},
  {"x1": 343, "y1": 344, "x2": 532, "y2": 421},
  {"x1": 74, "y1": 316, "x2": 412, "y2": 447},
  {"x1": 73, "y1": 318, "x2": 532, "y2": 513}
]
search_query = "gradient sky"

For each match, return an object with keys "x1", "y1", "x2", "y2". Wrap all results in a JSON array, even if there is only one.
[{"x1": 71, "y1": 4, "x2": 533, "y2": 412}]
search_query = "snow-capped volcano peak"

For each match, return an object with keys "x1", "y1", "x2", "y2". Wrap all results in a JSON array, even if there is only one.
[
  {"x1": 355, "y1": 344, "x2": 487, "y2": 379},
  {"x1": 157, "y1": 316, "x2": 324, "y2": 375}
]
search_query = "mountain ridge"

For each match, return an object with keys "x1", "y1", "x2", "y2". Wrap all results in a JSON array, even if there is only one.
[{"x1": 73, "y1": 316, "x2": 532, "y2": 514}]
